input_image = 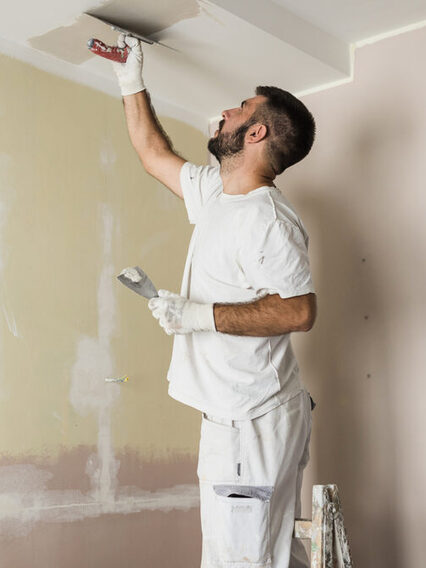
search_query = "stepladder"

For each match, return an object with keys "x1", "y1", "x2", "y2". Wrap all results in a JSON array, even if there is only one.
[{"x1": 293, "y1": 484, "x2": 354, "y2": 568}]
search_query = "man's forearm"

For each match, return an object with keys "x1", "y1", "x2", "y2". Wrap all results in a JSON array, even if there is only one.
[
  {"x1": 122, "y1": 90, "x2": 173, "y2": 162},
  {"x1": 213, "y1": 293, "x2": 311, "y2": 337}
]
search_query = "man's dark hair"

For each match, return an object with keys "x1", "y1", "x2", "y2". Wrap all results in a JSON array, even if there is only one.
[{"x1": 252, "y1": 85, "x2": 316, "y2": 175}]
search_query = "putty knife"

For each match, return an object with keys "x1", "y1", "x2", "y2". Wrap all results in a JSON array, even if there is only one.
[
  {"x1": 117, "y1": 266, "x2": 159, "y2": 299},
  {"x1": 85, "y1": 12, "x2": 176, "y2": 62}
]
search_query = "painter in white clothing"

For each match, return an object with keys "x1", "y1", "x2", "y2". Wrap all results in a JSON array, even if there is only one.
[
  {"x1": 158, "y1": 161, "x2": 316, "y2": 420},
  {"x1": 110, "y1": 39, "x2": 317, "y2": 412},
  {"x1": 144, "y1": 107, "x2": 317, "y2": 419},
  {"x1": 112, "y1": 34, "x2": 316, "y2": 402},
  {"x1": 111, "y1": 33, "x2": 317, "y2": 568}
]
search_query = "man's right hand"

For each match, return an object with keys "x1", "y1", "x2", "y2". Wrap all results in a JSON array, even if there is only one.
[{"x1": 111, "y1": 34, "x2": 146, "y2": 96}]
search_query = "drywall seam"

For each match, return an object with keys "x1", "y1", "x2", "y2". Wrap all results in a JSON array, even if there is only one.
[
  {"x1": 0, "y1": 202, "x2": 200, "y2": 539},
  {"x1": 0, "y1": 474, "x2": 199, "y2": 538},
  {"x1": 70, "y1": 203, "x2": 120, "y2": 504}
]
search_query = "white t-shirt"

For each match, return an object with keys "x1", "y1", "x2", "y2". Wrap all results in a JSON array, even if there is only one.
[{"x1": 166, "y1": 161, "x2": 315, "y2": 420}]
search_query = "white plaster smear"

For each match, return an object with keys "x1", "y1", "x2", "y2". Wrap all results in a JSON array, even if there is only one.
[
  {"x1": 99, "y1": 137, "x2": 117, "y2": 171},
  {"x1": 120, "y1": 267, "x2": 142, "y2": 282},
  {"x1": 2, "y1": 303, "x2": 20, "y2": 338},
  {"x1": 0, "y1": 462, "x2": 199, "y2": 538},
  {"x1": 70, "y1": 203, "x2": 120, "y2": 504},
  {"x1": 0, "y1": 202, "x2": 200, "y2": 539}
]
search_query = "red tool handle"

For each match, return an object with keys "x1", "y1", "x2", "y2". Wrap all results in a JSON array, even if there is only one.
[{"x1": 87, "y1": 38, "x2": 130, "y2": 63}]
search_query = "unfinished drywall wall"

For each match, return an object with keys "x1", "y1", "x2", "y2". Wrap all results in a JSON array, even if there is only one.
[
  {"x1": 274, "y1": 26, "x2": 425, "y2": 568},
  {"x1": 1, "y1": 21, "x2": 425, "y2": 568},
  {"x1": 0, "y1": 53, "x2": 207, "y2": 565}
]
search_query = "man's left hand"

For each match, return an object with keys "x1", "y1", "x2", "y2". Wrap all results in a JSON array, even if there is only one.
[{"x1": 148, "y1": 290, "x2": 216, "y2": 335}]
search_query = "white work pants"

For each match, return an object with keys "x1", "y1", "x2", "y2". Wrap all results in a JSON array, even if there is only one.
[{"x1": 197, "y1": 388, "x2": 313, "y2": 568}]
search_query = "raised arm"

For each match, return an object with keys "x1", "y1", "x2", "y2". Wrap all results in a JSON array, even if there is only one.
[
  {"x1": 122, "y1": 90, "x2": 185, "y2": 199},
  {"x1": 112, "y1": 34, "x2": 186, "y2": 199}
]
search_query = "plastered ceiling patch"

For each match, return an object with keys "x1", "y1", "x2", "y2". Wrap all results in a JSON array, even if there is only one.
[
  {"x1": 28, "y1": 13, "x2": 118, "y2": 65},
  {"x1": 28, "y1": 0, "x2": 200, "y2": 64}
]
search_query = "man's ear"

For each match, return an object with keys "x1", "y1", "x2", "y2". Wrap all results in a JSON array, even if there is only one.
[{"x1": 246, "y1": 123, "x2": 268, "y2": 144}]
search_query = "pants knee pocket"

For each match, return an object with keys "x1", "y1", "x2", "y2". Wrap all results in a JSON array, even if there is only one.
[{"x1": 212, "y1": 485, "x2": 274, "y2": 565}]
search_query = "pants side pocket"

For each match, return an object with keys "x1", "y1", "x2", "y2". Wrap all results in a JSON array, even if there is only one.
[
  {"x1": 212, "y1": 484, "x2": 274, "y2": 565},
  {"x1": 197, "y1": 414, "x2": 240, "y2": 483}
]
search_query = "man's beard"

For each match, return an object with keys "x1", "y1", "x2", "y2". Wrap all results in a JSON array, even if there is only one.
[{"x1": 207, "y1": 118, "x2": 256, "y2": 163}]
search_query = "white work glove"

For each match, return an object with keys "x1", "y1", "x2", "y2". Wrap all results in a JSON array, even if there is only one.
[
  {"x1": 148, "y1": 290, "x2": 217, "y2": 335},
  {"x1": 111, "y1": 33, "x2": 146, "y2": 96}
]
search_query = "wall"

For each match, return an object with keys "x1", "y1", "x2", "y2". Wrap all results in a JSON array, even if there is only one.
[
  {"x1": 279, "y1": 26, "x2": 425, "y2": 568},
  {"x1": 1, "y1": 24, "x2": 425, "y2": 568},
  {"x1": 0, "y1": 53, "x2": 207, "y2": 566}
]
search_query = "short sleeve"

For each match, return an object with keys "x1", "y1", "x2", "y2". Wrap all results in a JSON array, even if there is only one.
[
  {"x1": 180, "y1": 161, "x2": 222, "y2": 224},
  {"x1": 240, "y1": 219, "x2": 315, "y2": 299}
]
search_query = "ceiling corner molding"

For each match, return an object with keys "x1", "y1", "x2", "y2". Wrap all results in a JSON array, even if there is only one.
[{"x1": 206, "y1": 0, "x2": 351, "y2": 76}]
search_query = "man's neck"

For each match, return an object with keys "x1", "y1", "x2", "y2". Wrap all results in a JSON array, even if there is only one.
[{"x1": 219, "y1": 157, "x2": 275, "y2": 196}]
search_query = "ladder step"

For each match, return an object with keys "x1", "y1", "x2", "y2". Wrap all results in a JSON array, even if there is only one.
[{"x1": 293, "y1": 519, "x2": 312, "y2": 539}]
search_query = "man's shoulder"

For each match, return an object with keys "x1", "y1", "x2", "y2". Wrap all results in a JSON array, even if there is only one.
[
  {"x1": 184, "y1": 161, "x2": 221, "y2": 185},
  {"x1": 238, "y1": 189, "x2": 297, "y2": 227},
  {"x1": 237, "y1": 190, "x2": 309, "y2": 249}
]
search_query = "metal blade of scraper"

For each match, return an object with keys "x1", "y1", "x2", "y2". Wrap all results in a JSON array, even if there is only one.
[
  {"x1": 117, "y1": 266, "x2": 159, "y2": 299},
  {"x1": 85, "y1": 13, "x2": 178, "y2": 51}
]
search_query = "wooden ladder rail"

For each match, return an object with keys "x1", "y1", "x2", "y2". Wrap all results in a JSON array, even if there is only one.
[{"x1": 293, "y1": 484, "x2": 354, "y2": 568}]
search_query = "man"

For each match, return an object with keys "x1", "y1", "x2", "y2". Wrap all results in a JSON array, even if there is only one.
[{"x1": 112, "y1": 34, "x2": 317, "y2": 568}]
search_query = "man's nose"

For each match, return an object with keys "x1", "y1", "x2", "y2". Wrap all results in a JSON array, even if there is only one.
[{"x1": 221, "y1": 110, "x2": 230, "y2": 120}]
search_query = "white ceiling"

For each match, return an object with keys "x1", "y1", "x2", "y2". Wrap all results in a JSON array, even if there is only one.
[{"x1": 1, "y1": 0, "x2": 425, "y2": 128}]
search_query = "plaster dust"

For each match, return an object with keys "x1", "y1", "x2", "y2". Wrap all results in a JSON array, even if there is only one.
[
  {"x1": 120, "y1": 267, "x2": 142, "y2": 283},
  {"x1": 28, "y1": 0, "x2": 200, "y2": 64}
]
